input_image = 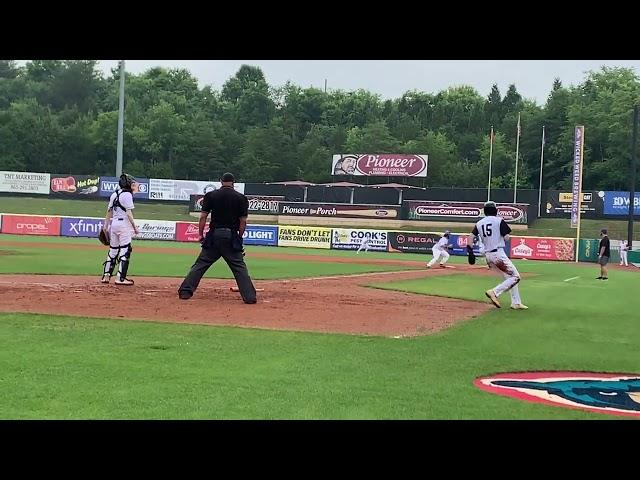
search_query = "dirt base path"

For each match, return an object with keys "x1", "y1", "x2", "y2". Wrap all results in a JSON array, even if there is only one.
[{"x1": 0, "y1": 265, "x2": 493, "y2": 337}]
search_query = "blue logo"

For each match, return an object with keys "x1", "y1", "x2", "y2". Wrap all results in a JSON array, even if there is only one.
[
  {"x1": 242, "y1": 225, "x2": 278, "y2": 246},
  {"x1": 476, "y1": 371, "x2": 640, "y2": 418},
  {"x1": 603, "y1": 191, "x2": 640, "y2": 216},
  {"x1": 61, "y1": 217, "x2": 105, "y2": 238}
]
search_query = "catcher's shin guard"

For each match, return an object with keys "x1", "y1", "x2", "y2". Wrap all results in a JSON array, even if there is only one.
[
  {"x1": 103, "y1": 248, "x2": 118, "y2": 276},
  {"x1": 117, "y1": 244, "x2": 132, "y2": 280}
]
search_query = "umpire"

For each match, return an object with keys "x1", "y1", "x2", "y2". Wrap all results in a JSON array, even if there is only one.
[{"x1": 178, "y1": 173, "x2": 257, "y2": 303}]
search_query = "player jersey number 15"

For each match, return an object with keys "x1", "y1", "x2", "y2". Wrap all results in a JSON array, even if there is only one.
[{"x1": 481, "y1": 224, "x2": 493, "y2": 237}]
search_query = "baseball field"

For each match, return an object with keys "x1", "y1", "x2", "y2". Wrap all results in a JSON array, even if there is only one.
[{"x1": 1, "y1": 210, "x2": 639, "y2": 419}]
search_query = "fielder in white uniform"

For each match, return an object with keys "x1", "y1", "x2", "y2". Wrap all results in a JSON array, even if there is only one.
[
  {"x1": 427, "y1": 230, "x2": 451, "y2": 268},
  {"x1": 101, "y1": 174, "x2": 139, "y2": 285},
  {"x1": 357, "y1": 236, "x2": 371, "y2": 254},
  {"x1": 468, "y1": 201, "x2": 527, "y2": 310},
  {"x1": 620, "y1": 240, "x2": 629, "y2": 266}
]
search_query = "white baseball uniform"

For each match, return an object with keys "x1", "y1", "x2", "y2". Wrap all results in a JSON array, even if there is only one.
[
  {"x1": 620, "y1": 240, "x2": 629, "y2": 266},
  {"x1": 102, "y1": 188, "x2": 135, "y2": 281},
  {"x1": 472, "y1": 215, "x2": 523, "y2": 307},
  {"x1": 357, "y1": 237, "x2": 371, "y2": 253},
  {"x1": 427, "y1": 235, "x2": 450, "y2": 267}
]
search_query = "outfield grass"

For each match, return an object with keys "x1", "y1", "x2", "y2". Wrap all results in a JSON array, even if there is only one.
[
  {"x1": 0, "y1": 244, "x2": 638, "y2": 419},
  {"x1": 0, "y1": 234, "x2": 421, "y2": 279},
  {"x1": 2, "y1": 195, "x2": 638, "y2": 239}
]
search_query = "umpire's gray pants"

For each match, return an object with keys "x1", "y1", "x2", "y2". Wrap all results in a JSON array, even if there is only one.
[{"x1": 179, "y1": 229, "x2": 257, "y2": 303}]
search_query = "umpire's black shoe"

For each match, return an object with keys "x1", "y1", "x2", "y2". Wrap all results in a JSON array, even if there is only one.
[{"x1": 178, "y1": 291, "x2": 192, "y2": 300}]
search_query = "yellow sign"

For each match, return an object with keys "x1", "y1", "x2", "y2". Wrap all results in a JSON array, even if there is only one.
[
  {"x1": 278, "y1": 225, "x2": 332, "y2": 249},
  {"x1": 559, "y1": 192, "x2": 591, "y2": 203}
]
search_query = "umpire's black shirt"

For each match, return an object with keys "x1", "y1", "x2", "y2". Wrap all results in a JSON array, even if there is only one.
[
  {"x1": 201, "y1": 186, "x2": 249, "y2": 231},
  {"x1": 599, "y1": 235, "x2": 610, "y2": 257}
]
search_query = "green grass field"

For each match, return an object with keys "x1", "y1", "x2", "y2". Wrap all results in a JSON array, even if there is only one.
[{"x1": 1, "y1": 199, "x2": 639, "y2": 419}]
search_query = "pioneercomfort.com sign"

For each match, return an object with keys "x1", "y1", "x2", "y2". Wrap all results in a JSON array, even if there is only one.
[{"x1": 278, "y1": 226, "x2": 331, "y2": 249}]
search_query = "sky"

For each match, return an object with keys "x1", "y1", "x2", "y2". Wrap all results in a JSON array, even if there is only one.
[{"x1": 19, "y1": 60, "x2": 640, "y2": 104}]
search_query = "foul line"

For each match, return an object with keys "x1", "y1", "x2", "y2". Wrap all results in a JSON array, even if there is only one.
[{"x1": 563, "y1": 276, "x2": 580, "y2": 282}]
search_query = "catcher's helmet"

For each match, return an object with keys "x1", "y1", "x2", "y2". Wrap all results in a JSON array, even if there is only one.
[
  {"x1": 484, "y1": 201, "x2": 498, "y2": 216},
  {"x1": 118, "y1": 173, "x2": 136, "y2": 191}
]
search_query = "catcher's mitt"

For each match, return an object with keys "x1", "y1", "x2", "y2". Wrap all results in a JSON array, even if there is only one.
[
  {"x1": 98, "y1": 228, "x2": 110, "y2": 246},
  {"x1": 466, "y1": 245, "x2": 476, "y2": 265}
]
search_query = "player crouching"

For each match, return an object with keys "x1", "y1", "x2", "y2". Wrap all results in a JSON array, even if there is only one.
[
  {"x1": 467, "y1": 201, "x2": 527, "y2": 310},
  {"x1": 427, "y1": 230, "x2": 452, "y2": 268}
]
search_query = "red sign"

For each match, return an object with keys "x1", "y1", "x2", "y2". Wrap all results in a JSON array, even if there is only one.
[
  {"x1": 175, "y1": 222, "x2": 210, "y2": 242},
  {"x1": 51, "y1": 176, "x2": 77, "y2": 193},
  {"x1": 1, "y1": 214, "x2": 61, "y2": 236},
  {"x1": 510, "y1": 236, "x2": 575, "y2": 261}
]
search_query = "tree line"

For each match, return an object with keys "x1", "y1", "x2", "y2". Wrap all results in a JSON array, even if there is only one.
[{"x1": 1, "y1": 60, "x2": 639, "y2": 190}]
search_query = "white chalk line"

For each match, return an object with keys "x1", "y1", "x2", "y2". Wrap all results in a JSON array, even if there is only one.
[{"x1": 563, "y1": 276, "x2": 580, "y2": 282}]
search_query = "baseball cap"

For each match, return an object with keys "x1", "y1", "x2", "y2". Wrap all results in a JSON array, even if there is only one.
[
  {"x1": 221, "y1": 172, "x2": 235, "y2": 182},
  {"x1": 600, "y1": 228, "x2": 608, "y2": 235}
]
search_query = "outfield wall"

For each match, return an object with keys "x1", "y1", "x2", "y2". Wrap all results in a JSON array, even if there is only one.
[{"x1": 0, "y1": 212, "x2": 594, "y2": 261}]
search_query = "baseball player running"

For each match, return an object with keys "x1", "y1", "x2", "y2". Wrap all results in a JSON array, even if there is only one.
[
  {"x1": 468, "y1": 201, "x2": 527, "y2": 310},
  {"x1": 427, "y1": 230, "x2": 451, "y2": 268},
  {"x1": 620, "y1": 239, "x2": 629, "y2": 267},
  {"x1": 101, "y1": 173, "x2": 139, "y2": 285},
  {"x1": 357, "y1": 236, "x2": 371, "y2": 254}
]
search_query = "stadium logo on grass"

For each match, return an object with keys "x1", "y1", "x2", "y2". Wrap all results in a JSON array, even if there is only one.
[{"x1": 475, "y1": 371, "x2": 640, "y2": 418}]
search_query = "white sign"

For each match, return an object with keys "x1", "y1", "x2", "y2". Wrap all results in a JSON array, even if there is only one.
[
  {"x1": 149, "y1": 179, "x2": 245, "y2": 201},
  {"x1": 133, "y1": 220, "x2": 177, "y2": 240},
  {"x1": 331, "y1": 228, "x2": 388, "y2": 251},
  {"x1": 0, "y1": 171, "x2": 51, "y2": 195}
]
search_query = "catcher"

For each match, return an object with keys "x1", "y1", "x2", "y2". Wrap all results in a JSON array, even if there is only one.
[
  {"x1": 99, "y1": 173, "x2": 139, "y2": 285},
  {"x1": 466, "y1": 201, "x2": 527, "y2": 310}
]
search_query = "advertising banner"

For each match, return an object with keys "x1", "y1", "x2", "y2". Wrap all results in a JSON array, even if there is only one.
[
  {"x1": 510, "y1": 236, "x2": 575, "y2": 261},
  {"x1": 247, "y1": 196, "x2": 282, "y2": 215},
  {"x1": 132, "y1": 220, "x2": 176, "y2": 241},
  {"x1": 189, "y1": 194, "x2": 281, "y2": 214},
  {"x1": 0, "y1": 171, "x2": 50, "y2": 195},
  {"x1": 603, "y1": 191, "x2": 640, "y2": 216},
  {"x1": 331, "y1": 228, "x2": 388, "y2": 251},
  {"x1": 570, "y1": 126, "x2": 585, "y2": 228},
  {"x1": 175, "y1": 222, "x2": 209, "y2": 242},
  {"x1": 1, "y1": 214, "x2": 61, "y2": 236},
  {"x1": 175, "y1": 223, "x2": 278, "y2": 246},
  {"x1": 99, "y1": 176, "x2": 150, "y2": 199},
  {"x1": 149, "y1": 179, "x2": 245, "y2": 201},
  {"x1": 61, "y1": 217, "x2": 105, "y2": 238},
  {"x1": 242, "y1": 225, "x2": 278, "y2": 246},
  {"x1": 50, "y1": 175, "x2": 100, "y2": 197},
  {"x1": 278, "y1": 226, "x2": 331, "y2": 249},
  {"x1": 279, "y1": 202, "x2": 399, "y2": 220},
  {"x1": 404, "y1": 201, "x2": 528, "y2": 224},
  {"x1": 447, "y1": 233, "x2": 507, "y2": 257},
  {"x1": 387, "y1": 231, "x2": 441, "y2": 254},
  {"x1": 332, "y1": 154, "x2": 428, "y2": 177},
  {"x1": 542, "y1": 190, "x2": 600, "y2": 218}
]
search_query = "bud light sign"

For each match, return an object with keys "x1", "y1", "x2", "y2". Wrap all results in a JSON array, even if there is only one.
[
  {"x1": 243, "y1": 225, "x2": 278, "y2": 246},
  {"x1": 99, "y1": 176, "x2": 150, "y2": 199},
  {"x1": 61, "y1": 217, "x2": 105, "y2": 238}
]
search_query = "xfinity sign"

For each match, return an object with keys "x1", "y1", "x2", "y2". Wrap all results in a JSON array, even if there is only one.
[{"x1": 61, "y1": 217, "x2": 105, "y2": 238}]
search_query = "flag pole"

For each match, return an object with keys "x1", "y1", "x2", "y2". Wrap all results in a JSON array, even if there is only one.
[
  {"x1": 537, "y1": 125, "x2": 546, "y2": 218},
  {"x1": 488, "y1": 126, "x2": 494, "y2": 201},
  {"x1": 513, "y1": 112, "x2": 521, "y2": 203}
]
